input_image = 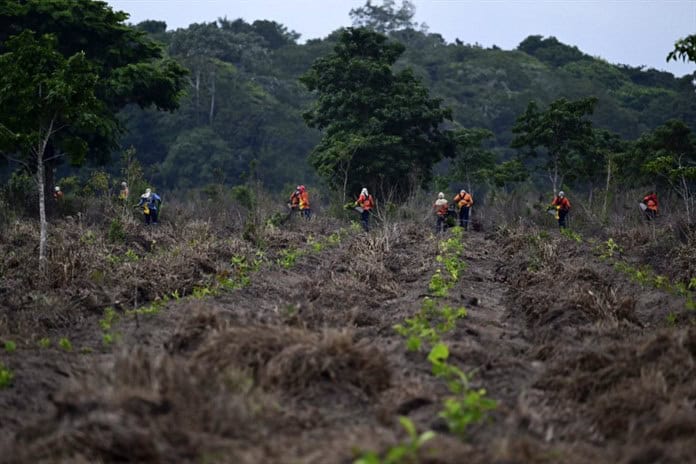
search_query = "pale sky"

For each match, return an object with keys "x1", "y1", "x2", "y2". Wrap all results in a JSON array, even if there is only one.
[{"x1": 107, "y1": 0, "x2": 696, "y2": 77}]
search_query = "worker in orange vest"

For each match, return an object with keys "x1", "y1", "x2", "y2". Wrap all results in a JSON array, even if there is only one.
[
  {"x1": 433, "y1": 192, "x2": 449, "y2": 233},
  {"x1": 550, "y1": 191, "x2": 571, "y2": 229},
  {"x1": 355, "y1": 187, "x2": 374, "y2": 231},
  {"x1": 641, "y1": 191, "x2": 658, "y2": 220},
  {"x1": 297, "y1": 185, "x2": 311, "y2": 219},
  {"x1": 453, "y1": 189, "x2": 473, "y2": 230}
]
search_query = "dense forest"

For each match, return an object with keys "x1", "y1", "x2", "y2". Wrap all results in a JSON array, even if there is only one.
[{"x1": 2, "y1": 0, "x2": 694, "y2": 200}]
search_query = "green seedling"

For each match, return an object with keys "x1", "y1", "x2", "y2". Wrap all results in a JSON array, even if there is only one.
[
  {"x1": 99, "y1": 307, "x2": 119, "y2": 332},
  {"x1": 37, "y1": 338, "x2": 51, "y2": 349},
  {"x1": 666, "y1": 311, "x2": 678, "y2": 326},
  {"x1": 428, "y1": 269, "x2": 451, "y2": 297},
  {"x1": 192, "y1": 286, "x2": 215, "y2": 299},
  {"x1": 4, "y1": 340, "x2": 16, "y2": 353},
  {"x1": 439, "y1": 388, "x2": 497, "y2": 436},
  {"x1": 0, "y1": 363, "x2": 14, "y2": 389},
  {"x1": 277, "y1": 248, "x2": 301, "y2": 269},
  {"x1": 354, "y1": 416, "x2": 435, "y2": 464},
  {"x1": 327, "y1": 231, "x2": 342, "y2": 246},
  {"x1": 560, "y1": 228, "x2": 582, "y2": 243},
  {"x1": 124, "y1": 248, "x2": 139, "y2": 262},
  {"x1": 58, "y1": 337, "x2": 72, "y2": 352}
]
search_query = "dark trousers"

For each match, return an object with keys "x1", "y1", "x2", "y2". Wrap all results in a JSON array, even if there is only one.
[
  {"x1": 558, "y1": 209, "x2": 568, "y2": 229},
  {"x1": 145, "y1": 209, "x2": 158, "y2": 224},
  {"x1": 361, "y1": 210, "x2": 370, "y2": 231},
  {"x1": 644, "y1": 209, "x2": 657, "y2": 221},
  {"x1": 436, "y1": 215, "x2": 446, "y2": 233},
  {"x1": 301, "y1": 208, "x2": 312, "y2": 219},
  {"x1": 459, "y1": 206, "x2": 470, "y2": 229}
]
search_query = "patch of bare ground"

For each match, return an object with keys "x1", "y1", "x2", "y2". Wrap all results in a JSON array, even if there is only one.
[{"x1": 2, "y1": 218, "x2": 694, "y2": 463}]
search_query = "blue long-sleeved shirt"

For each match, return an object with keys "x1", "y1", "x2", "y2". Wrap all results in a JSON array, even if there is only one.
[{"x1": 137, "y1": 193, "x2": 161, "y2": 210}]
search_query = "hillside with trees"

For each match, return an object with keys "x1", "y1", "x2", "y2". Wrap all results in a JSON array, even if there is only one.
[{"x1": 99, "y1": 3, "x2": 694, "y2": 196}]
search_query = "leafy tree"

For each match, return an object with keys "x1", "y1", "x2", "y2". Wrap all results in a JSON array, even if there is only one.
[
  {"x1": 349, "y1": 0, "x2": 421, "y2": 34},
  {"x1": 300, "y1": 27, "x2": 454, "y2": 198},
  {"x1": 0, "y1": 0, "x2": 187, "y2": 157},
  {"x1": 636, "y1": 120, "x2": 696, "y2": 223},
  {"x1": 511, "y1": 97, "x2": 598, "y2": 194},
  {"x1": 667, "y1": 34, "x2": 696, "y2": 63},
  {"x1": 0, "y1": 31, "x2": 101, "y2": 272},
  {"x1": 449, "y1": 128, "x2": 496, "y2": 192},
  {"x1": 518, "y1": 35, "x2": 591, "y2": 68},
  {"x1": 160, "y1": 127, "x2": 234, "y2": 188},
  {"x1": 0, "y1": 0, "x2": 186, "y2": 272}
]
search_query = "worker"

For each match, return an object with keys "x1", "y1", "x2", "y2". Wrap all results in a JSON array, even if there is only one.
[
  {"x1": 641, "y1": 191, "x2": 658, "y2": 220},
  {"x1": 119, "y1": 181, "x2": 129, "y2": 201},
  {"x1": 433, "y1": 192, "x2": 449, "y2": 233},
  {"x1": 453, "y1": 189, "x2": 473, "y2": 230},
  {"x1": 53, "y1": 186, "x2": 63, "y2": 201},
  {"x1": 298, "y1": 185, "x2": 311, "y2": 219},
  {"x1": 550, "y1": 191, "x2": 571, "y2": 229},
  {"x1": 289, "y1": 186, "x2": 301, "y2": 213},
  {"x1": 356, "y1": 187, "x2": 374, "y2": 232},
  {"x1": 135, "y1": 188, "x2": 162, "y2": 225}
]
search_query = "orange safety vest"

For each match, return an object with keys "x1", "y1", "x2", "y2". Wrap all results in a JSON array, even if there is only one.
[
  {"x1": 434, "y1": 200, "x2": 448, "y2": 216},
  {"x1": 299, "y1": 190, "x2": 310, "y2": 210},
  {"x1": 289, "y1": 191, "x2": 300, "y2": 208},
  {"x1": 454, "y1": 192, "x2": 473, "y2": 208},
  {"x1": 552, "y1": 196, "x2": 571, "y2": 212},
  {"x1": 358, "y1": 193, "x2": 374, "y2": 211},
  {"x1": 643, "y1": 194, "x2": 658, "y2": 212}
]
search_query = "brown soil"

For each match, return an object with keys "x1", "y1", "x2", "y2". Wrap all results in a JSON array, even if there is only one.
[{"x1": 1, "y1": 217, "x2": 694, "y2": 463}]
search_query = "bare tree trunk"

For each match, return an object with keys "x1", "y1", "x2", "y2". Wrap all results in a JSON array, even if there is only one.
[
  {"x1": 195, "y1": 69, "x2": 200, "y2": 122},
  {"x1": 549, "y1": 155, "x2": 559, "y2": 196},
  {"x1": 208, "y1": 67, "x2": 215, "y2": 125},
  {"x1": 35, "y1": 116, "x2": 55, "y2": 276},
  {"x1": 681, "y1": 173, "x2": 692, "y2": 224},
  {"x1": 37, "y1": 152, "x2": 47, "y2": 274},
  {"x1": 602, "y1": 157, "x2": 612, "y2": 220}
]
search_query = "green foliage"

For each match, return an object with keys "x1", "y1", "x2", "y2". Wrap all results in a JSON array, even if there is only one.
[
  {"x1": 511, "y1": 97, "x2": 598, "y2": 192},
  {"x1": 58, "y1": 337, "x2": 73, "y2": 352},
  {"x1": 0, "y1": 363, "x2": 14, "y2": 389},
  {"x1": 667, "y1": 34, "x2": 696, "y2": 63},
  {"x1": 439, "y1": 389, "x2": 498, "y2": 436},
  {"x1": 99, "y1": 307, "x2": 119, "y2": 332},
  {"x1": 218, "y1": 253, "x2": 264, "y2": 290},
  {"x1": 277, "y1": 247, "x2": 302, "y2": 269},
  {"x1": 37, "y1": 337, "x2": 51, "y2": 349},
  {"x1": 4, "y1": 340, "x2": 17, "y2": 352},
  {"x1": 192, "y1": 286, "x2": 216, "y2": 299},
  {"x1": 108, "y1": 218, "x2": 126, "y2": 243},
  {"x1": 349, "y1": 0, "x2": 421, "y2": 34},
  {"x1": 354, "y1": 416, "x2": 435, "y2": 464},
  {"x1": 231, "y1": 185, "x2": 255, "y2": 210},
  {"x1": 597, "y1": 238, "x2": 623, "y2": 259},
  {"x1": 300, "y1": 27, "x2": 455, "y2": 197},
  {"x1": 560, "y1": 228, "x2": 582, "y2": 242},
  {"x1": 428, "y1": 269, "x2": 450, "y2": 297},
  {"x1": 518, "y1": 35, "x2": 591, "y2": 68}
]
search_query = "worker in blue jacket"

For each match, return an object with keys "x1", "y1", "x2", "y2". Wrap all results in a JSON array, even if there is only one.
[{"x1": 135, "y1": 188, "x2": 162, "y2": 225}]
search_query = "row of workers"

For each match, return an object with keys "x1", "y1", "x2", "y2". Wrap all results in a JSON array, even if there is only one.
[{"x1": 289, "y1": 185, "x2": 375, "y2": 231}]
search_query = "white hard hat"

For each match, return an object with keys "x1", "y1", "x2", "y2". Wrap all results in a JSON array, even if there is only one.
[
  {"x1": 361, "y1": 188, "x2": 368, "y2": 196},
  {"x1": 559, "y1": 191, "x2": 565, "y2": 197},
  {"x1": 438, "y1": 192, "x2": 444, "y2": 199},
  {"x1": 54, "y1": 186, "x2": 60, "y2": 191}
]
